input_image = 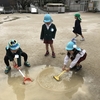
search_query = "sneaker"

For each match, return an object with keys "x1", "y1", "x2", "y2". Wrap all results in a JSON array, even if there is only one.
[
  {"x1": 44, "y1": 51, "x2": 49, "y2": 56},
  {"x1": 75, "y1": 65, "x2": 82, "y2": 72},
  {"x1": 71, "y1": 38, "x2": 76, "y2": 43},
  {"x1": 52, "y1": 52, "x2": 55, "y2": 58},
  {"x1": 5, "y1": 66, "x2": 11, "y2": 74},
  {"x1": 24, "y1": 61, "x2": 31, "y2": 67},
  {"x1": 70, "y1": 66, "x2": 77, "y2": 71},
  {"x1": 80, "y1": 38, "x2": 85, "y2": 41}
]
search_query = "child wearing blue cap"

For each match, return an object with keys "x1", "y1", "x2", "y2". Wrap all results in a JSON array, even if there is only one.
[
  {"x1": 62, "y1": 39, "x2": 87, "y2": 72},
  {"x1": 73, "y1": 13, "x2": 85, "y2": 41},
  {"x1": 4, "y1": 39, "x2": 31, "y2": 74},
  {"x1": 40, "y1": 14, "x2": 57, "y2": 58}
]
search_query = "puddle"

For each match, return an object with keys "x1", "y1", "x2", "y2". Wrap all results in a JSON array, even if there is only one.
[
  {"x1": 0, "y1": 17, "x2": 20, "y2": 24},
  {"x1": 37, "y1": 67, "x2": 83, "y2": 92},
  {"x1": 0, "y1": 16, "x2": 30, "y2": 24},
  {"x1": 0, "y1": 65, "x2": 89, "y2": 100}
]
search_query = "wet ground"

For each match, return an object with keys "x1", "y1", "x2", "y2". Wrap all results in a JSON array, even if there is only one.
[{"x1": 0, "y1": 12, "x2": 100, "y2": 100}]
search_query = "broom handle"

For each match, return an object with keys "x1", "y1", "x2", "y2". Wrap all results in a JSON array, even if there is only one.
[{"x1": 57, "y1": 70, "x2": 66, "y2": 77}]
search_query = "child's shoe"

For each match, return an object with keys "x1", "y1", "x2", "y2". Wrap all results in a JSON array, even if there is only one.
[
  {"x1": 70, "y1": 66, "x2": 77, "y2": 71},
  {"x1": 44, "y1": 51, "x2": 49, "y2": 56},
  {"x1": 52, "y1": 52, "x2": 55, "y2": 58},
  {"x1": 74, "y1": 34, "x2": 78, "y2": 38},
  {"x1": 80, "y1": 38, "x2": 85, "y2": 41},
  {"x1": 75, "y1": 65, "x2": 82, "y2": 72},
  {"x1": 24, "y1": 61, "x2": 31, "y2": 67},
  {"x1": 5, "y1": 66, "x2": 11, "y2": 74}
]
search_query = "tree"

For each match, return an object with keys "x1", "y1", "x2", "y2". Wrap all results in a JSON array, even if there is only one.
[{"x1": 17, "y1": 0, "x2": 31, "y2": 10}]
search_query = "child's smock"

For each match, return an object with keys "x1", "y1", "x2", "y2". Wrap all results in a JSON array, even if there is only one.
[{"x1": 64, "y1": 49, "x2": 86, "y2": 68}]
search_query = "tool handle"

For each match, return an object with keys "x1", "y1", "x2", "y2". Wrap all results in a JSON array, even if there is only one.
[
  {"x1": 58, "y1": 70, "x2": 66, "y2": 77},
  {"x1": 18, "y1": 70, "x2": 25, "y2": 77},
  {"x1": 14, "y1": 64, "x2": 20, "y2": 69},
  {"x1": 14, "y1": 64, "x2": 25, "y2": 77}
]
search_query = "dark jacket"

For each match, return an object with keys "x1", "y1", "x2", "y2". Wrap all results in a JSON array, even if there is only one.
[
  {"x1": 5, "y1": 47, "x2": 22, "y2": 66},
  {"x1": 73, "y1": 19, "x2": 82, "y2": 35},
  {"x1": 40, "y1": 23, "x2": 57, "y2": 40}
]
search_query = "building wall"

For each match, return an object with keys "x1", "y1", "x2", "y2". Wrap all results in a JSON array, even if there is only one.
[
  {"x1": 90, "y1": 0, "x2": 100, "y2": 11},
  {"x1": 69, "y1": 0, "x2": 88, "y2": 11},
  {"x1": 96, "y1": 1, "x2": 100, "y2": 11}
]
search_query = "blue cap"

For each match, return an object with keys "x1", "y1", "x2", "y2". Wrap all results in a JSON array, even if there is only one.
[
  {"x1": 66, "y1": 41, "x2": 75, "y2": 50},
  {"x1": 43, "y1": 14, "x2": 53, "y2": 23},
  {"x1": 66, "y1": 40, "x2": 81, "y2": 51}
]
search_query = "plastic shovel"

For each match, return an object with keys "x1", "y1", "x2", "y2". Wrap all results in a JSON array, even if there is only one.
[{"x1": 14, "y1": 64, "x2": 32, "y2": 84}]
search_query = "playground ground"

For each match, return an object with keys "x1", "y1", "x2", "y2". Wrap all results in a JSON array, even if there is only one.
[{"x1": 0, "y1": 12, "x2": 100, "y2": 100}]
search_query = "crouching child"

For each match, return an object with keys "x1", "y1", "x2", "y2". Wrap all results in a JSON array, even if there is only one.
[
  {"x1": 62, "y1": 39, "x2": 87, "y2": 72},
  {"x1": 4, "y1": 39, "x2": 31, "y2": 74}
]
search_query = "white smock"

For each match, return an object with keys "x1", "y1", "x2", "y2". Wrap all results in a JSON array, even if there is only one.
[{"x1": 64, "y1": 50, "x2": 86, "y2": 68}]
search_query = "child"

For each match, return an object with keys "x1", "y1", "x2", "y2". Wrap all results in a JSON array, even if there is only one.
[
  {"x1": 4, "y1": 39, "x2": 30, "y2": 74},
  {"x1": 73, "y1": 13, "x2": 85, "y2": 41},
  {"x1": 40, "y1": 14, "x2": 57, "y2": 58},
  {"x1": 62, "y1": 39, "x2": 87, "y2": 72}
]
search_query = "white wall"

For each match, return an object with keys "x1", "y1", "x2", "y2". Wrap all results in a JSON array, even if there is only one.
[
  {"x1": 91, "y1": 0, "x2": 100, "y2": 11},
  {"x1": 96, "y1": 1, "x2": 100, "y2": 11}
]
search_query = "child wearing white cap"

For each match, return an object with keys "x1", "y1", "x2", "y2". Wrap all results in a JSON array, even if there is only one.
[{"x1": 4, "y1": 39, "x2": 30, "y2": 74}]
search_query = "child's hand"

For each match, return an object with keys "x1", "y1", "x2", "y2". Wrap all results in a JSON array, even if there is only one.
[
  {"x1": 12, "y1": 60, "x2": 16, "y2": 67},
  {"x1": 62, "y1": 65, "x2": 66, "y2": 71},
  {"x1": 65, "y1": 68, "x2": 70, "y2": 72}
]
